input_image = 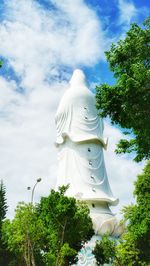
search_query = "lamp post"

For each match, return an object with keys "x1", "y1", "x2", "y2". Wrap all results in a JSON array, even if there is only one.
[{"x1": 27, "y1": 178, "x2": 42, "y2": 204}]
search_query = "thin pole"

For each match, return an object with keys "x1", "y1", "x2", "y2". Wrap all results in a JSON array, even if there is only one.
[
  {"x1": 31, "y1": 182, "x2": 38, "y2": 204},
  {"x1": 30, "y1": 178, "x2": 42, "y2": 204}
]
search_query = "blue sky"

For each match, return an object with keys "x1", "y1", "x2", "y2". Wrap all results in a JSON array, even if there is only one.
[
  {"x1": 0, "y1": 0, "x2": 149, "y2": 218},
  {"x1": 0, "y1": 0, "x2": 149, "y2": 88}
]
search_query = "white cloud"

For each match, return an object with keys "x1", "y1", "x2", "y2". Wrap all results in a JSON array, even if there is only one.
[
  {"x1": 0, "y1": 77, "x2": 19, "y2": 110},
  {"x1": 0, "y1": 0, "x2": 105, "y2": 91},
  {"x1": 0, "y1": 0, "x2": 105, "y2": 218},
  {"x1": 0, "y1": 78, "x2": 66, "y2": 218},
  {"x1": 118, "y1": 0, "x2": 137, "y2": 25},
  {"x1": 0, "y1": 0, "x2": 144, "y2": 220}
]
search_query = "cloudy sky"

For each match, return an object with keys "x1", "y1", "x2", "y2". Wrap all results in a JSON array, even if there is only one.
[{"x1": 0, "y1": 0, "x2": 149, "y2": 219}]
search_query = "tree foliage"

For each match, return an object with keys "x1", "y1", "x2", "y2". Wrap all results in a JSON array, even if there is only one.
[
  {"x1": 2, "y1": 203, "x2": 44, "y2": 266},
  {"x1": 96, "y1": 17, "x2": 150, "y2": 161},
  {"x1": 0, "y1": 180, "x2": 8, "y2": 260},
  {"x1": 0, "y1": 180, "x2": 15, "y2": 266},
  {"x1": 93, "y1": 161, "x2": 150, "y2": 266},
  {"x1": 0, "y1": 180, "x2": 7, "y2": 229},
  {"x1": 92, "y1": 234, "x2": 117, "y2": 265},
  {"x1": 37, "y1": 186, "x2": 94, "y2": 266},
  {"x1": 2, "y1": 187, "x2": 94, "y2": 266},
  {"x1": 116, "y1": 160, "x2": 150, "y2": 265}
]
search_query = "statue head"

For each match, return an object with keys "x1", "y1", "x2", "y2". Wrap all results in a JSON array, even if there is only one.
[{"x1": 69, "y1": 69, "x2": 89, "y2": 89}]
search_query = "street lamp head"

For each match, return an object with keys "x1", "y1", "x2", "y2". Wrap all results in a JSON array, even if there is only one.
[{"x1": 37, "y1": 178, "x2": 42, "y2": 183}]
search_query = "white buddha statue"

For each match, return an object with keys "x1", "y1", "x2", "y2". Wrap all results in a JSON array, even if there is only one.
[{"x1": 55, "y1": 69, "x2": 122, "y2": 236}]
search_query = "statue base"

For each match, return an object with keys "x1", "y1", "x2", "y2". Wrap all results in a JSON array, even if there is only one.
[
  {"x1": 75, "y1": 234, "x2": 117, "y2": 266},
  {"x1": 74, "y1": 235, "x2": 100, "y2": 266},
  {"x1": 88, "y1": 201, "x2": 124, "y2": 237},
  {"x1": 74, "y1": 203, "x2": 124, "y2": 265}
]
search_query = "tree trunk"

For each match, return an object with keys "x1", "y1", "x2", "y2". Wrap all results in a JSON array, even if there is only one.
[
  {"x1": 24, "y1": 240, "x2": 31, "y2": 266},
  {"x1": 55, "y1": 218, "x2": 67, "y2": 266},
  {"x1": 30, "y1": 241, "x2": 36, "y2": 266}
]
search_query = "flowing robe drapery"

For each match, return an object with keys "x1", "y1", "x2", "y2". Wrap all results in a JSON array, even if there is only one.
[{"x1": 55, "y1": 76, "x2": 118, "y2": 207}]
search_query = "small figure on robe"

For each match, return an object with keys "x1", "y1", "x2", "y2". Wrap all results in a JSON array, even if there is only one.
[{"x1": 55, "y1": 69, "x2": 122, "y2": 236}]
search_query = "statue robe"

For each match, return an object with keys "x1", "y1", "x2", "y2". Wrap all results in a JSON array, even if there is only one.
[{"x1": 55, "y1": 72, "x2": 118, "y2": 207}]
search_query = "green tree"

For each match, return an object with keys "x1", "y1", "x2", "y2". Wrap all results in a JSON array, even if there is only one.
[
  {"x1": 0, "y1": 60, "x2": 2, "y2": 68},
  {"x1": 96, "y1": 17, "x2": 150, "y2": 162},
  {"x1": 93, "y1": 161, "x2": 150, "y2": 266},
  {"x1": 116, "y1": 160, "x2": 150, "y2": 265},
  {"x1": 2, "y1": 187, "x2": 94, "y2": 266},
  {"x1": 2, "y1": 202, "x2": 45, "y2": 266},
  {"x1": 0, "y1": 180, "x2": 11, "y2": 265},
  {"x1": 0, "y1": 180, "x2": 7, "y2": 230},
  {"x1": 92, "y1": 234, "x2": 117, "y2": 265},
  {"x1": 37, "y1": 186, "x2": 94, "y2": 266}
]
